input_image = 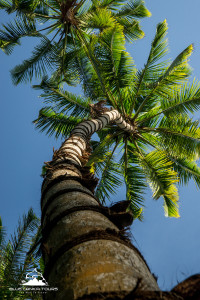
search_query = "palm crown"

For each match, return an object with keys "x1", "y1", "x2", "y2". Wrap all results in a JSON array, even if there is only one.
[
  {"x1": 34, "y1": 20, "x2": 200, "y2": 219},
  {"x1": 0, "y1": 0, "x2": 151, "y2": 84}
]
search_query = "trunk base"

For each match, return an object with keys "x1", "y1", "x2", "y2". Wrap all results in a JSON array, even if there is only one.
[{"x1": 76, "y1": 291, "x2": 183, "y2": 300}]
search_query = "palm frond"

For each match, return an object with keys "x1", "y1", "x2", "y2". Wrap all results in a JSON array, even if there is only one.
[
  {"x1": 133, "y1": 43, "x2": 193, "y2": 120},
  {"x1": 130, "y1": 20, "x2": 168, "y2": 113},
  {"x1": 2, "y1": 208, "x2": 39, "y2": 286},
  {"x1": 51, "y1": 41, "x2": 82, "y2": 85},
  {"x1": 0, "y1": 217, "x2": 6, "y2": 252},
  {"x1": 1, "y1": 0, "x2": 36, "y2": 14},
  {"x1": 91, "y1": 0, "x2": 126, "y2": 11},
  {"x1": 136, "y1": 106, "x2": 162, "y2": 127},
  {"x1": 134, "y1": 146, "x2": 179, "y2": 217},
  {"x1": 115, "y1": 17, "x2": 144, "y2": 42},
  {"x1": 27, "y1": 224, "x2": 42, "y2": 258},
  {"x1": 48, "y1": 0, "x2": 60, "y2": 11},
  {"x1": 34, "y1": 107, "x2": 82, "y2": 138},
  {"x1": 115, "y1": 0, "x2": 151, "y2": 41},
  {"x1": 11, "y1": 36, "x2": 59, "y2": 84},
  {"x1": 122, "y1": 143, "x2": 147, "y2": 219},
  {"x1": 88, "y1": 132, "x2": 118, "y2": 166},
  {"x1": 0, "y1": 17, "x2": 38, "y2": 54},
  {"x1": 170, "y1": 157, "x2": 200, "y2": 188},
  {"x1": 33, "y1": 1, "x2": 49, "y2": 18},
  {"x1": 67, "y1": 36, "x2": 105, "y2": 100},
  {"x1": 76, "y1": 28, "x2": 118, "y2": 107},
  {"x1": 33, "y1": 77, "x2": 90, "y2": 117},
  {"x1": 87, "y1": 133, "x2": 122, "y2": 203},
  {"x1": 115, "y1": 0, "x2": 151, "y2": 19},
  {"x1": 15, "y1": 225, "x2": 42, "y2": 286},
  {"x1": 80, "y1": 8, "x2": 116, "y2": 32},
  {"x1": 95, "y1": 24, "x2": 135, "y2": 104},
  {"x1": 95, "y1": 152, "x2": 123, "y2": 203},
  {"x1": 160, "y1": 79, "x2": 200, "y2": 116},
  {"x1": 153, "y1": 115, "x2": 200, "y2": 159},
  {"x1": 137, "y1": 80, "x2": 200, "y2": 125},
  {"x1": 153, "y1": 44, "x2": 193, "y2": 98},
  {"x1": 0, "y1": 0, "x2": 12, "y2": 11}
]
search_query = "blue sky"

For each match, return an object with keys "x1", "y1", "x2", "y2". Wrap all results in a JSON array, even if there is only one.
[{"x1": 1, "y1": 0, "x2": 200, "y2": 291}]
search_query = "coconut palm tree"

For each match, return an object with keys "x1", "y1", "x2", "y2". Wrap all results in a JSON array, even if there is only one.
[
  {"x1": 35, "y1": 20, "x2": 200, "y2": 218},
  {"x1": 0, "y1": 209, "x2": 42, "y2": 299},
  {"x1": 0, "y1": 0, "x2": 151, "y2": 85},
  {"x1": 36, "y1": 20, "x2": 200, "y2": 299}
]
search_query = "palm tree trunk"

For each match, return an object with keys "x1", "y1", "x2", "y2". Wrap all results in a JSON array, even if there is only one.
[{"x1": 41, "y1": 109, "x2": 160, "y2": 299}]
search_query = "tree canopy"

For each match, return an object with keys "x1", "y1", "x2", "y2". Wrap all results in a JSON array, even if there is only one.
[
  {"x1": 34, "y1": 20, "x2": 200, "y2": 219},
  {"x1": 1, "y1": 1, "x2": 200, "y2": 220},
  {"x1": 0, "y1": 0, "x2": 151, "y2": 83}
]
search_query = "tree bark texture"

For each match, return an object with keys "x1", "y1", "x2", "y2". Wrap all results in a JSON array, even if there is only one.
[{"x1": 41, "y1": 110, "x2": 160, "y2": 299}]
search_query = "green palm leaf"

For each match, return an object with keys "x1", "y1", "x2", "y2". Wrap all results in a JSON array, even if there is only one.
[
  {"x1": 155, "y1": 115, "x2": 200, "y2": 159},
  {"x1": 94, "y1": 23, "x2": 136, "y2": 104},
  {"x1": 160, "y1": 80, "x2": 200, "y2": 116},
  {"x1": 95, "y1": 153, "x2": 123, "y2": 203},
  {"x1": 1, "y1": 209, "x2": 39, "y2": 290},
  {"x1": 11, "y1": 36, "x2": 59, "y2": 84},
  {"x1": 0, "y1": 0, "x2": 12, "y2": 11},
  {"x1": 115, "y1": 0, "x2": 151, "y2": 41},
  {"x1": 1, "y1": 0, "x2": 150, "y2": 89},
  {"x1": 3, "y1": 0, "x2": 200, "y2": 221},
  {"x1": 152, "y1": 44, "x2": 193, "y2": 99},
  {"x1": 80, "y1": 8, "x2": 116, "y2": 32},
  {"x1": 33, "y1": 107, "x2": 82, "y2": 138},
  {"x1": 0, "y1": 217, "x2": 6, "y2": 252},
  {"x1": 87, "y1": 133, "x2": 123, "y2": 203},
  {"x1": 0, "y1": 18, "x2": 38, "y2": 54},
  {"x1": 91, "y1": 0, "x2": 126, "y2": 11},
  {"x1": 115, "y1": 17, "x2": 143, "y2": 42},
  {"x1": 88, "y1": 132, "x2": 118, "y2": 166},
  {"x1": 133, "y1": 43, "x2": 193, "y2": 120},
  {"x1": 129, "y1": 19, "x2": 168, "y2": 114},
  {"x1": 116, "y1": 0, "x2": 151, "y2": 18},
  {"x1": 33, "y1": 77, "x2": 90, "y2": 117},
  {"x1": 170, "y1": 157, "x2": 200, "y2": 188},
  {"x1": 134, "y1": 146, "x2": 179, "y2": 217},
  {"x1": 121, "y1": 143, "x2": 147, "y2": 219},
  {"x1": 33, "y1": 21, "x2": 200, "y2": 219},
  {"x1": 0, "y1": 209, "x2": 41, "y2": 299},
  {"x1": 137, "y1": 80, "x2": 200, "y2": 125}
]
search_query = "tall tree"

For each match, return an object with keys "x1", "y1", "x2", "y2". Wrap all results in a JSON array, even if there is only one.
[
  {"x1": 1, "y1": 0, "x2": 200, "y2": 298},
  {"x1": 35, "y1": 20, "x2": 200, "y2": 218},
  {"x1": 38, "y1": 21, "x2": 200, "y2": 299},
  {"x1": 41, "y1": 109, "x2": 160, "y2": 299}
]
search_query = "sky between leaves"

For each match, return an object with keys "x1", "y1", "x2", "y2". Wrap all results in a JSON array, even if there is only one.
[{"x1": 0, "y1": 0, "x2": 200, "y2": 291}]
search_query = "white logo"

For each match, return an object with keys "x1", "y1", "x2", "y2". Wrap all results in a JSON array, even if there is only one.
[{"x1": 21, "y1": 268, "x2": 48, "y2": 286}]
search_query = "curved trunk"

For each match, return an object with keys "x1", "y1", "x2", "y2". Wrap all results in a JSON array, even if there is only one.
[{"x1": 41, "y1": 110, "x2": 159, "y2": 299}]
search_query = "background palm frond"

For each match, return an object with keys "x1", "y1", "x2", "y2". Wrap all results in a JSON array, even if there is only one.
[
  {"x1": 11, "y1": 36, "x2": 59, "y2": 84},
  {"x1": 0, "y1": 209, "x2": 41, "y2": 299},
  {"x1": 0, "y1": 17, "x2": 38, "y2": 54}
]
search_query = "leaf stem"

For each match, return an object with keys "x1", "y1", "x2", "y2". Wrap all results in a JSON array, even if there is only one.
[
  {"x1": 34, "y1": 13, "x2": 60, "y2": 19},
  {"x1": 75, "y1": 26, "x2": 120, "y2": 110},
  {"x1": 41, "y1": 0, "x2": 60, "y2": 14},
  {"x1": 137, "y1": 97, "x2": 200, "y2": 125}
]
